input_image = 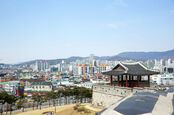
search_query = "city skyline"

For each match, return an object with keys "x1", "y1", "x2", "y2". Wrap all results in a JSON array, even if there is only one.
[
  {"x1": 0, "y1": 0, "x2": 174, "y2": 63},
  {"x1": 1, "y1": 49, "x2": 174, "y2": 65}
]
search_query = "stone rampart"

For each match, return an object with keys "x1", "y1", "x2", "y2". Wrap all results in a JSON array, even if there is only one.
[{"x1": 92, "y1": 84, "x2": 156, "y2": 107}]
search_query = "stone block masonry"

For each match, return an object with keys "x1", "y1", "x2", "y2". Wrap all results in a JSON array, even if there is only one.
[{"x1": 92, "y1": 84, "x2": 156, "y2": 107}]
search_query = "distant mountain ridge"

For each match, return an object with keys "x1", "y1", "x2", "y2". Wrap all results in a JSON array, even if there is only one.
[
  {"x1": 7, "y1": 49, "x2": 174, "y2": 66},
  {"x1": 117, "y1": 49, "x2": 174, "y2": 60},
  {"x1": 16, "y1": 56, "x2": 86, "y2": 66},
  {"x1": 16, "y1": 56, "x2": 130, "y2": 66}
]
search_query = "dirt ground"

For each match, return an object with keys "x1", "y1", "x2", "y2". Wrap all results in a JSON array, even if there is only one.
[
  {"x1": 55, "y1": 106, "x2": 96, "y2": 115},
  {"x1": 12, "y1": 103, "x2": 102, "y2": 115},
  {"x1": 13, "y1": 104, "x2": 75, "y2": 115},
  {"x1": 55, "y1": 103, "x2": 102, "y2": 115}
]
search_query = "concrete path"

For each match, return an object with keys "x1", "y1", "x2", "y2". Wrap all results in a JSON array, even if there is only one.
[
  {"x1": 151, "y1": 92, "x2": 174, "y2": 115},
  {"x1": 98, "y1": 88, "x2": 174, "y2": 115}
]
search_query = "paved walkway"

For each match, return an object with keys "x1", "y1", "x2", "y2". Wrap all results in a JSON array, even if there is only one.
[{"x1": 98, "y1": 88, "x2": 174, "y2": 115}]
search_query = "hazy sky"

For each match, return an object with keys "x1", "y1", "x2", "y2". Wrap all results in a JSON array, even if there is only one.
[{"x1": 0, "y1": 0, "x2": 174, "y2": 64}]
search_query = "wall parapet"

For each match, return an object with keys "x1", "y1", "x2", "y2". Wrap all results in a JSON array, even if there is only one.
[
  {"x1": 93, "y1": 84, "x2": 132, "y2": 97},
  {"x1": 92, "y1": 84, "x2": 156, "y2": 107}
]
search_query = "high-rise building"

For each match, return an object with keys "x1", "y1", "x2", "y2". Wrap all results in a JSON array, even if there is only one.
[
  {"x1": 33, "y1": 61, "x2": 50, "y2": 72},
  {"x1": 77, "y1": 64, "x2": 95, "y2": 75}
]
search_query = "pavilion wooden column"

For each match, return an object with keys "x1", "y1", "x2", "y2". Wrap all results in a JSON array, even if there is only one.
[
  {"x1": 137, "y1": 76, "x2": 140, "y2": 87},
  {"x1": 129, "y1": 75, "x2": 131, "y2": 81},
  {"x1": 121, "y1": 75, "x2": 123, "y2": 86},
  {"x1": 148, "y1": 75, "x2": 150, "y2": 87},
  {"x1": 129, "y1": 75, "x2": 131, "y2": 87},
  {"x1": 126, "y1": 75, "x2": 128, "y2": 87},
  {"x1": 118, "y1": 76, "x2": 120, "y2": 86},
  {"x1": 110, "y1": 75, "x2": 113, "y2": 86}
]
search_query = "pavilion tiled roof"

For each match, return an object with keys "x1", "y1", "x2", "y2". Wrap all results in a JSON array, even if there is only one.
[{"x1": 102, "y1": 62, "x2": 159, "y2": 76}]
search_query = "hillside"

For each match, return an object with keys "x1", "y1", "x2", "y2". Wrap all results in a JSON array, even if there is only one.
[
  {"x1": 13, "y1": 49, "x2": 174, "y2": 66},
  {"x1": 117, "y1": 49, "x2": 174, "y2": 60}
]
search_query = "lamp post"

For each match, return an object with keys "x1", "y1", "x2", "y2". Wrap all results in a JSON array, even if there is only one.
[
  {"x1": 54, "y1": 99, "x2": 56, "y2": 114},
  {"x1": 59, "y1": 93, "x2": 63, "y2": 106},
  {"x1": 0, "y1": 100, "x2": 4, "y2": 115}
]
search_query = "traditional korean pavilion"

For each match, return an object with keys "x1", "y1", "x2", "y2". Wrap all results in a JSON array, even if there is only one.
[{"x1": 102, "y1": 62, "x2": 159, "y2": 87}]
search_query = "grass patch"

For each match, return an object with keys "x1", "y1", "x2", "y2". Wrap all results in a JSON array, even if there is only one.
[{"x1": 73, "y1": 104, "x2": 93, "y2": 114}]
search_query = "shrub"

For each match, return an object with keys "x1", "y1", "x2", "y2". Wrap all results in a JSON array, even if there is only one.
[
  {"x1": 77, "y1": 107, "x2": 85, "y2": 112},
  {"x1": 73, "y1": 104, "x2": 80, "y2": 110},
  {"x1": 84, "y1": 109, "x2": 91, "y2": 113},
  {"x1": 73, "y1": 104, "x2": 91, "y2": 113}
]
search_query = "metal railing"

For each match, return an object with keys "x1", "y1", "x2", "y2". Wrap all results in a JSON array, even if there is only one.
[{"x1": 0, "y1": 97, "x2": 92, "y2": 115}]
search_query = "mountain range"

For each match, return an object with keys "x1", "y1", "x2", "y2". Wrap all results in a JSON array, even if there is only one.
[
  {"x1": 2, "y1": 49, "x2": 174, "y2": 66},
  {"x1": 117, "y1": 49, "x2": 174, "y2": 60}
]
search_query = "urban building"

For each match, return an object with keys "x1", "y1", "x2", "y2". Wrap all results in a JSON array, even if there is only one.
[
  {"x1": 31, "y1": 81, "x2": 52, "y2": 91},
  {"x1": 33, "y1": 61, "x2": 50, "y2": 72},
  {"x1": 152, "y1": 74, "x2": 174, "y2": 85}
]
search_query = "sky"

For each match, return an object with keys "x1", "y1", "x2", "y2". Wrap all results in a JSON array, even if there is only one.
[{"x1": 0, "y1": 0, "x2": 174, "y2": 64}]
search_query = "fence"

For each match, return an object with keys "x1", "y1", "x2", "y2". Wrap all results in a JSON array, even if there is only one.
[{"x1": 0, "y1": 97, "x2": 92, "y2": 115}]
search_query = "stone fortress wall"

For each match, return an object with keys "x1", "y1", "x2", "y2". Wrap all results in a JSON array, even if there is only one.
[{"x1": 92, "y1": 84, "x2": 156, "y2": 107}]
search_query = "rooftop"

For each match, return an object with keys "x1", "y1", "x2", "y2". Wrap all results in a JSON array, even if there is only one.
[
  {"x1": 31, "y1": 81, "x2": 52, "y2": 86},
  {"x1": 103, "y1": 62, "x2": 159, "y2": 76}
]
